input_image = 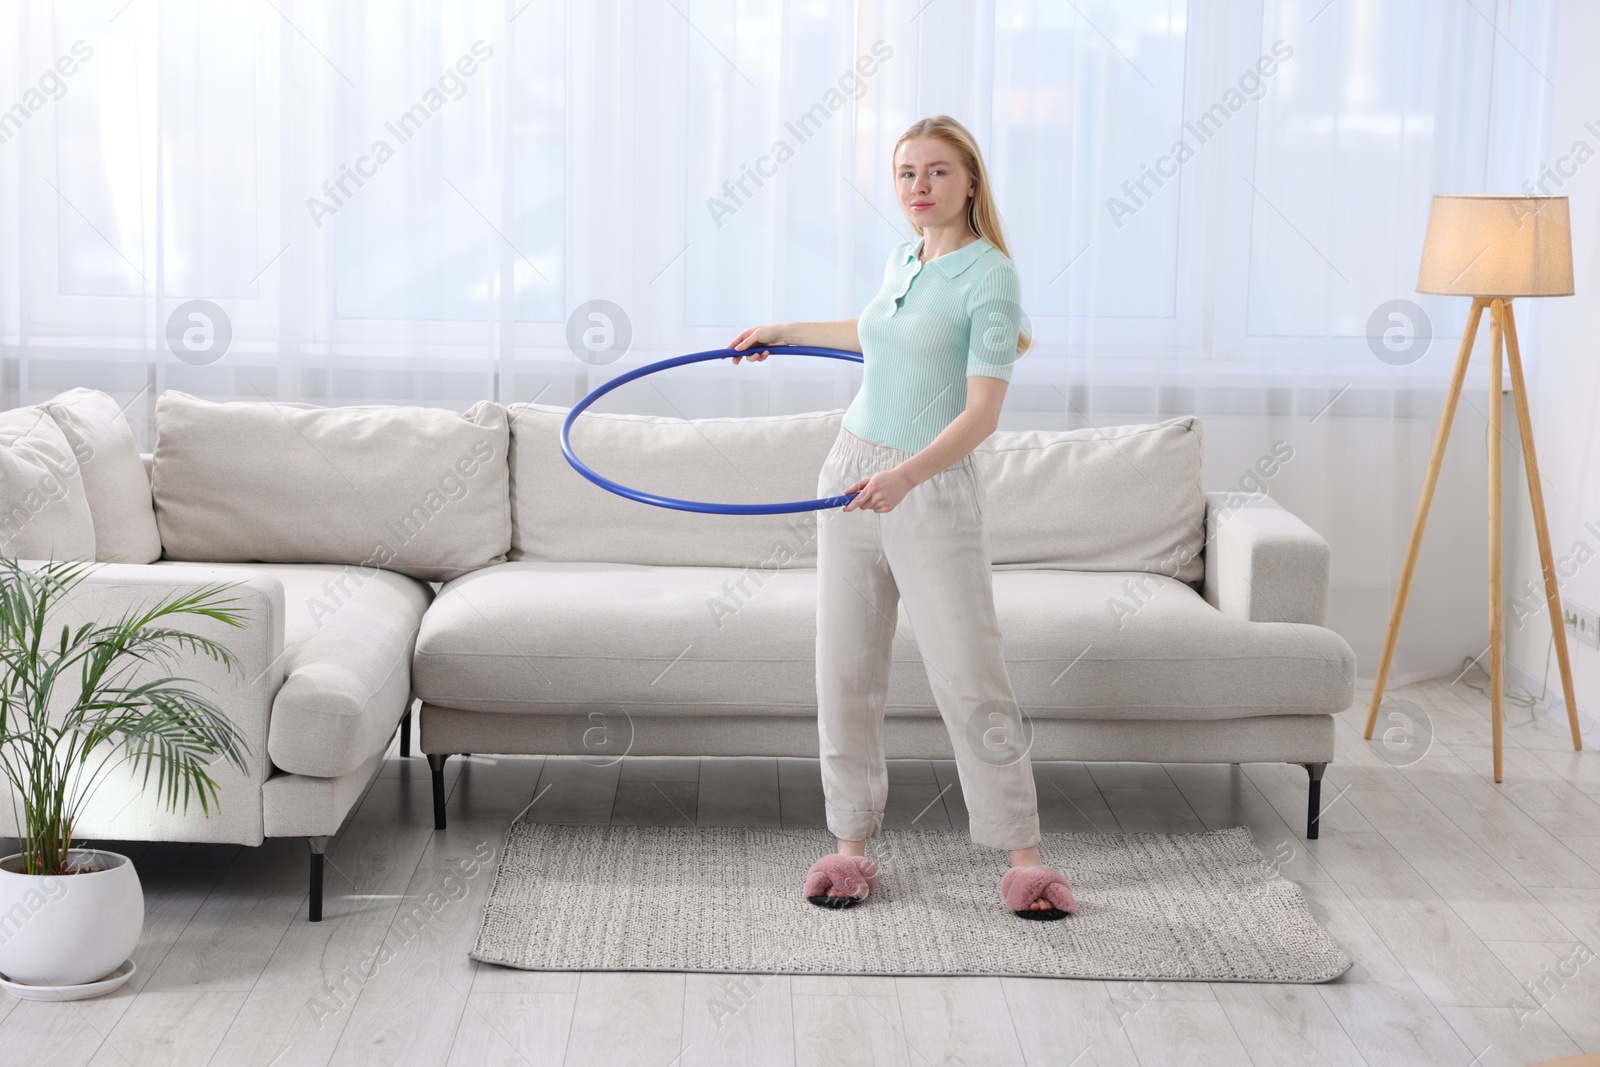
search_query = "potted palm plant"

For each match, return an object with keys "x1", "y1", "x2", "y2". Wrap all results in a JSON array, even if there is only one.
[{"x1": 0, "y1": 556, "x2": 250, "y2": 993}]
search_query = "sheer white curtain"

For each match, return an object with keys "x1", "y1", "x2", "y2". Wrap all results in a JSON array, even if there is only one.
[{"x1": 0, "y1": 0, "x2": 1558, "y2": 680}]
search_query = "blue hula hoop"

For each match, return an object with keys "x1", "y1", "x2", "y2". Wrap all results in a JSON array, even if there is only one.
[{"x1": 560, "y1": 345, "x2": 865, "y2": 515}]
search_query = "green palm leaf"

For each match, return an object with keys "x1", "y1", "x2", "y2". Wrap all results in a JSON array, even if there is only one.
[{"x1": 0, "y1": 557, "x2": 257, "y2": 876}]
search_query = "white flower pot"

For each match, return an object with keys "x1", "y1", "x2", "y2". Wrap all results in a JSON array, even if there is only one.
[{"x1": 0, "y1": 849, "x2": 143, "y2": 987}]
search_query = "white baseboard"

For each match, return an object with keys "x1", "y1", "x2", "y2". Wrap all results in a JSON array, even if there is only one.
[{"x1": 1502, "y1": 657, "x2": 1600, "y2": 742}]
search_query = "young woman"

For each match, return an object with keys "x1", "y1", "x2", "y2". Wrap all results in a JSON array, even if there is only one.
[{"x1": 728, "y1": 116, "x2": 1074, "y2": 921}]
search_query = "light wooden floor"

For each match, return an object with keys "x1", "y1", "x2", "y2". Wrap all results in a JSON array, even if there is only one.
[{"x1": 2, "y1": 676, "x2": 1598, "y2": 1066}]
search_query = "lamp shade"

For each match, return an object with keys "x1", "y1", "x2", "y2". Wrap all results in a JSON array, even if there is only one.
[{"x1": 1416, "y1": 195, "x2": 1573, "y2": 297}]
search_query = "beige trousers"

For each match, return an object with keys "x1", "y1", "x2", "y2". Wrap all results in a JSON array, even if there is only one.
[{"x1": 814, "y1": 426, "x2": 1042, "y2": 851}]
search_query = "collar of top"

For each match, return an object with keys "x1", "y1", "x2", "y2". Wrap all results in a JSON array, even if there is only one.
[{"x1": 900, "y1": 234, "x2": 992, "y2": 279}]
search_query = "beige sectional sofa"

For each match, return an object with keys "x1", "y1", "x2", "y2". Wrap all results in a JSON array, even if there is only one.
[
  {"x1": 0, "y1": 387, "x2": 1356, "y2": 922},
  {"x1": 1, "y1": 388, "x2": 507, "y2": 920}
]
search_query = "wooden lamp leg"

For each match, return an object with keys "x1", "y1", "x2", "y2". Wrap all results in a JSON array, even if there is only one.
[
  {"x1": 1488, "y1": 300, "x2": 1505, "y2": 782},
  {"x1": 1502, "y1": 302, "x2": 1585, "y2": 751},
  {"x1": 1365, "y1": 298, "x2": 1488, "y2": 739}
]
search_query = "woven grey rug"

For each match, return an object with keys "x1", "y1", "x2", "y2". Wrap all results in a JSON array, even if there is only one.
[{"x1": 470, "y1": 823, "x2": 1352, "y2": 982}]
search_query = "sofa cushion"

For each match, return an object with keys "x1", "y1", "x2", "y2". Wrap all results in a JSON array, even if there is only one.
[
  {"x1": 43, "y1": 388, "x2": 162, "y2": 565},
  {"x1": 0, "y1": 405, "x2": 96, "y2": 561},
  {"x1": 152, "y1": 391, "x2": 511, "y2": 581},
  {"x1": 157, "y1": 560, "x2": 431, "y2": 779},
  {"x1": 507, "y1": 403, "x2": 840, "y2": 569},
  {"x1": 978, "y1": 415, "x2": 1205, "y2": 581},
  {"x1": 412, "y1": 561, "x2": 1353, "y2": 723},
  {"x1": 514, "y1": 401, "x2": 1202, "y2": 578}
]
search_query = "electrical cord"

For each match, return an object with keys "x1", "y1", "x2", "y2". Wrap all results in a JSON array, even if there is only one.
[{"x1": 1456, "y1": 630, "x2": 1554, "y2": 725}]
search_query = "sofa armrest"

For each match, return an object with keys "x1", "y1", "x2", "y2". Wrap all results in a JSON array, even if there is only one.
[
  {"x1": 1201, "y1": 491, "x2": 1331, "y2": 626},
  {"x1": 0, "y1": 561, "x2": 287, "y2": 845}
]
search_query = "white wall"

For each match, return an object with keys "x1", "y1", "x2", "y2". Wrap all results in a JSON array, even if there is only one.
[{"x1": 1502, "y1": 0, "x2": 1600, "y2": 739}]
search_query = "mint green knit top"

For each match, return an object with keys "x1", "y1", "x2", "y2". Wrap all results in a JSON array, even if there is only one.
[{"x1": 842, "y1": 235, "x2": 1021, "y2": 453}]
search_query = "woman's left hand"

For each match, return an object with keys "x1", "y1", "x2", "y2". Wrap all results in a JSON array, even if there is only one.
[{"x1": 842, "y1": 467, "x2": 916, "y2": 513}]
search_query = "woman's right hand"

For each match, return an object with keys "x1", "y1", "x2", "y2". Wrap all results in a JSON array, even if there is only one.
[{"x1": 726, "y1": 324, "x2": 787, "y2": 364}]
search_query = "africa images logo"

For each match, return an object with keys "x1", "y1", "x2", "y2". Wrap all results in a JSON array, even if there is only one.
[
  {"x1": 1105, "y1": 40, "x2": 1294, "y2": 228},
  {"x1": 165, "y1": 299, "x2": 233, "y2": 365}
]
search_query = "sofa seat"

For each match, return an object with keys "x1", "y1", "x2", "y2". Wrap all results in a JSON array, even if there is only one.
[
  {"x1": 413, "y1": 561, "x2": 1353, "y2": 722},
  {"x1": 156, "y1": 561, "x2": 432, "y2": 778}
]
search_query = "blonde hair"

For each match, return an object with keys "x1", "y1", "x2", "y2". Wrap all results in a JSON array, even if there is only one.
[{"x1": 892, "y1": 115, "x2": 1031, "y2": 358}]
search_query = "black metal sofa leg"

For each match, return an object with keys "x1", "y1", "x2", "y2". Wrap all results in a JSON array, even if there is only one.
[
  {"x1": 1303, "y1": 762, "x2": 1327, "y2": 840},
  {"x1": 399, "y1": 709, "x2": 411, "y2": 758},
  {"x1": 308, "y1": 835, "x2": 330, "y2": 922},
  {"x1": 429, "y1": 754, "x2": 450, "y2": 830}
]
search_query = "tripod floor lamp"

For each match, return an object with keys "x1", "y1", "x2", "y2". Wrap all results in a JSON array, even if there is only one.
[{"x1": 1363, "y1": 194, "x2": 1582, "y2": 782}]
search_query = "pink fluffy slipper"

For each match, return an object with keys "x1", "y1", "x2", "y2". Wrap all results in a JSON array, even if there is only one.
[
  {"x1": 803, "y1": 853, "x2": 879, "y2": 909},
  {"x1": 1000, "y1": 864, "x2": 1075, "y2": 920}
]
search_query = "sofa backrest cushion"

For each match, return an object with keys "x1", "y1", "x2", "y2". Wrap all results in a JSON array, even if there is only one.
[
  {"x1": 152, "y1": 391, "x2": 511, "y2": 581},
  {"x1": 0, "y1": 405, "x2": 97, "y2": 562},
  {"x1": 507, "y1": 403, "x2": 840, "y2": 569},
  {"x1": 43, "y1": 388, "x2": 162, "y2": 565},
  {"x1": 977, "y1": 415, "x2": 1204, "y2": 581}
]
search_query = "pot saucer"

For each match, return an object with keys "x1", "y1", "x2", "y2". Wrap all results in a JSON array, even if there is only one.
[{"x1": 0, "y1": 959, "x2": 136, "y2": 1001}]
